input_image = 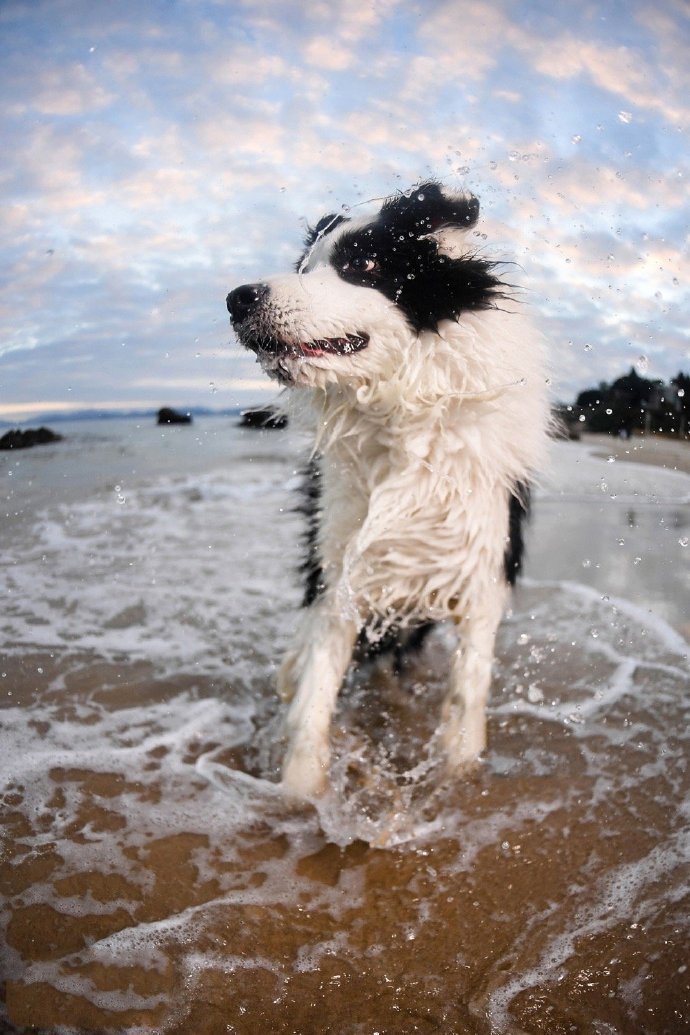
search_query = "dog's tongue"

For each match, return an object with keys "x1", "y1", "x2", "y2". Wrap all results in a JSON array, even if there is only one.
[{"x1": 299, "y1": 334, "x2": 369, "y2": 357}]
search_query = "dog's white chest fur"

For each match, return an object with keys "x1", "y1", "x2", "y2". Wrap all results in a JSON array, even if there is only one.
[
  {"x1": 227, "y1": 181, "x2": 551, "y2": 797},
  {"x1": 300, "y1": 305, "x2": 548, "y2": 629}
]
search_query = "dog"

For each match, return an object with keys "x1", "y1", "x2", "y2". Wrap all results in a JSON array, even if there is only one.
[{"x1": 227, "y1": 181, "x2": 550, "y2": 798}]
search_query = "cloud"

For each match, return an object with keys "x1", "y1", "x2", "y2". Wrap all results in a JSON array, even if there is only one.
[
  {"x1": 6, "y1": 61, "x2": 113, "y2": 116},
  {"x1": 303, "y1": 36, "x2": 353, "y2": 70},
  {"x1": 1, "y1": 0, "x2": 688, "y2": 419}
]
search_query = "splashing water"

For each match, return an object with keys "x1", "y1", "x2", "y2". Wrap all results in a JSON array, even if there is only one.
[{"x1": 1, "y1": 420, "x2": 689, "y2": 1033}]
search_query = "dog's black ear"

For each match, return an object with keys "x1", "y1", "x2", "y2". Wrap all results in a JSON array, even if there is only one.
[
  {"x1": 381, "y1": 181, "x2": 480, "y2": 236},
  {"x1": 295, "y1": 212, "x2": 350, "y2": 271},
  {"x1": 303, "y1": 213, "x2": 349, "y2": 250}
]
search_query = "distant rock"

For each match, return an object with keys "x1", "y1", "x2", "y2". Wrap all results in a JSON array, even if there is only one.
[
  {"x1": 238, "y1": 406, "x2": 287, "y2": 430},
  {"x1": 157, "y1": 407, "x2": 192, "y2": 425},
  {"x1": 0, "y1": 427, "x2": 63, "y2": 450}
]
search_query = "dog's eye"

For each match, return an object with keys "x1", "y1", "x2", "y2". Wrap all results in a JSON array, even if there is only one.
[{"x1": 342, "y1": 256, "x2": 379, "y2": 274}]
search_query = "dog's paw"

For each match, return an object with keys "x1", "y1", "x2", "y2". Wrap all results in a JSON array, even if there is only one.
[
  {"x1": 439, "y1": 714, "x2": 486, "y2": 774},
  {"x1": 281, "y1": 743, "x2": 329, "y2": 799},
  {"x1": 443, "y1": 750, "x2": 484, "y2": 779}
]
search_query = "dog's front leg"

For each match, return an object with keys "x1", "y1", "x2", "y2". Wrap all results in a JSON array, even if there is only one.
[
  {"x1": 280, "y1": 603, "x2": 358, "y2": 798},
  {"x1": 441, "y1": 583, "x2": 508, "y2": 770}
]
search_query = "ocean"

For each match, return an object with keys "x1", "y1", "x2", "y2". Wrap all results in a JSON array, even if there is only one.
[{"x1": 1, "y1": 416, "x2": 689, "y2": 1033}]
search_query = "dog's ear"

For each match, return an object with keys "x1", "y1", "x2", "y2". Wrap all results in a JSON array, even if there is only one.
[
  {"x1": 303, "y1": 213, "x2": 349, "y2": 250},
  {"x1": 295, "y1": 212, "x2": 350, "y2": 271},
  {"x1": 381, "y1": 181, "x2": 480, "y2": 236}
]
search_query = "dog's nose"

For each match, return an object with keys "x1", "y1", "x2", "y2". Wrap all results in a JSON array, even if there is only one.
[{"x1": 226, "y1": 283, "x2": 268, "y2": 324}]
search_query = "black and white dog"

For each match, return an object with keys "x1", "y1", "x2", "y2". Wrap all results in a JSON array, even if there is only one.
[{"x1": 227, "y1": 182, "x2": 550, "y2": 798}]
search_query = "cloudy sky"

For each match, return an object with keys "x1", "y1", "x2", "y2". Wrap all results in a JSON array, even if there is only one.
[{"x1": 1, "y1": 0, "x2": 688, "y2": 422}]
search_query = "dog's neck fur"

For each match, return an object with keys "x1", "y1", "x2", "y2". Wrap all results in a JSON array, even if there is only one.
[
  {"x1": 288, "y1": 308, "x2": 548, "y2": 491},
  {"x1": 282, "y1": 309, "x2": 549, "y2": 631}
]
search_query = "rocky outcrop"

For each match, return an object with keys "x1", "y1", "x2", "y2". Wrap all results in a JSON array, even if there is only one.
[
  {"x1": 0, "y1": 427, "x2": 63, "y2": 450},
  {"x1": 157, "y1": 407, "x2": 192, "y2": 425}
]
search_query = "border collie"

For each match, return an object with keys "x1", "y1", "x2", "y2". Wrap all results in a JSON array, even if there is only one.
[{"x1": 227, "y1": 182, "x2": 550, "y2": 798}]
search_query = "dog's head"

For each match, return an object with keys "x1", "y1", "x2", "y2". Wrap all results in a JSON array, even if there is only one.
[{"x1": 227, "y1": 181, "x2": 502, "y2": 387}]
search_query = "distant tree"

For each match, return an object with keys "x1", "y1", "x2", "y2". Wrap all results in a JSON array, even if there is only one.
[
  {"x1": 572, "y1": 366, "x2": 690, "y2": 438},
  {"x1": 671, "y1": 372, "x2": 690, "y2": 427}
]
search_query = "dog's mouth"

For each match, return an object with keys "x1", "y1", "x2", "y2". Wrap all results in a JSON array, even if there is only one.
[{"x1": 241, "y1": 332, "x2": 369, "y2": 359}]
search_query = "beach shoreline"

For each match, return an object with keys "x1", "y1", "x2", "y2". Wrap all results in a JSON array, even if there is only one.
[{"x1": 583, "y1": 430, "x2": 690, "y2": 475}]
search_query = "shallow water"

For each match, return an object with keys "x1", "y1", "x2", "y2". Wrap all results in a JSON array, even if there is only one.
[{"x1": 1, "y1": 420, "x2": 689, "y2": 1033}]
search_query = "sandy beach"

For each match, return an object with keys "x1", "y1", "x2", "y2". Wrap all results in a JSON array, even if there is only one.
[
  {"x1": 1, "y1": 420, "x2": 689, "y2": 1034},
  {"x1": 585, "y1": 431, "x2": 690, "y2": 476}
]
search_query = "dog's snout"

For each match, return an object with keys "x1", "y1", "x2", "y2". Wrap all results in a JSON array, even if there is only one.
[{"x1": 226, "y1": 283, "x2": 268, "y2": 325}]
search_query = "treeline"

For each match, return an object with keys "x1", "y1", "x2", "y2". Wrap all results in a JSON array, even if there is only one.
[{"x1": 561, "y1": 368, "x2": 689, "y2": 438}]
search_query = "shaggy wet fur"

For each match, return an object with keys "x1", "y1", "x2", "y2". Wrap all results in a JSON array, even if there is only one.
[{"x1": 227, "y1": 182, "x2": 550, "y2": 797}]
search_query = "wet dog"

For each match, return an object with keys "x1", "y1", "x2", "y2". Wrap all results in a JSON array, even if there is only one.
[{"x1": 227, "y1": 182, "x2": 550, "y2": 797}]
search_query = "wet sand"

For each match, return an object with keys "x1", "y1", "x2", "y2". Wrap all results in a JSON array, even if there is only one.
[
  {"x1": 3, "y1": 605, "x2": 689, "y2": 1035},
  {"x1": 2, "y1": 432, "x2": 689, "y2": 1034},
  {"x1": 585, "y1": 431, "x2": 690, "y2": 476}
]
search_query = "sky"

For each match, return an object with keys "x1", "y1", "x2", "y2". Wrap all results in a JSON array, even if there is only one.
[{"x1": 0, "y1": 0, "x2": 689, "y2": 422}]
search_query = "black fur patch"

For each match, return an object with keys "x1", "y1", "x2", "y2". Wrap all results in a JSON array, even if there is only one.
[
  {"x1": 504, "y1": 483, "x2": 531, "y2": 585},
  {"x1": 297, "y1": 455, "x2": 325, "y2": 607},
  {"x1": 355, "y1": 620, "x2": 435, "y2": 673},
  {"x1": 329, "y1": 181, "x2": 502, "y2": 331}
]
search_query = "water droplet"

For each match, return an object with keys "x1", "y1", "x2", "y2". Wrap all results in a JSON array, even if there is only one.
[
  {"x1": 578, "y1": 414, "x2": 586, "y2": 422},
  {"x1": 571, "y1": 134, "x2": 582, "y2": 144},
  {"x1": 633, "y1": 556, "x2": 642, "y2": 565},
  {"x1": 679, "y1": 537, "x2": 689, "y2": 548},
  {"x1": 590, "y1": 628, "x2": 599, "y2": 639},
  {"x1": 582, "y1": 558, "x2": 591, "y2": 568},
  {"x1": 607, "y1": 455, "x2": 616, "y2": 462},
  {"x1": 407, "y1": 273, "x2": 415, "y2": 280},
  {"x1": 618, "y1": 110, "x2": 633, "y2": 124},
  {"x1": 637, "y1": 355, "x2": 648, "y2": 373},
  {"x1": 583, "y1": 343, "x2": 592, "y2": 351},
  {"x1": 605, "y1": 408, "x2": 613, "y2": 415},
  {"x1": 417, "y1": 192, "x2": 425, "y2": 201}
]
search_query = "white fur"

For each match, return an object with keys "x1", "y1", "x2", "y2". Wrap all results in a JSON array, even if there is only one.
[{"x1": 239, "y1": 207, "x2": 551, "y2": 798}]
